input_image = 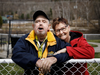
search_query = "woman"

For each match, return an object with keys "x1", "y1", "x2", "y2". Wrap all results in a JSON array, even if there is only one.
[{"x1": 52, "y1": 17, "x2": 95, "y2": 75}]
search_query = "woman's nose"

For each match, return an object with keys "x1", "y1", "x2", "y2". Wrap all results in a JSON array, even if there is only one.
[{"x1": 59, "y1": 30, "x2": 63, "y2": 34}]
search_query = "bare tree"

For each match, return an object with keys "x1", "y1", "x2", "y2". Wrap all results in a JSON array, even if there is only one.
[
  {"x1": 80, "y1": 0, "x2": 90, "y2": 27},
  {"x1": 89, "y1": 0, "x2": 100, "y2": 32},
  {"x1": 75, "y1": 0, "x2": 100, "y2": 32}
]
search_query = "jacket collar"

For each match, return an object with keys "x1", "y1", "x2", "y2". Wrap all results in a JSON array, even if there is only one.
[
  {"x1": 26, "y1": 30, "x2": 56, "y2": 46},
  {"x1": 70, "y1": 30, "x2": 83, "y2": 37},
  {"x1": 70, "y1": 30, "x2": 83, "y2": 46}
]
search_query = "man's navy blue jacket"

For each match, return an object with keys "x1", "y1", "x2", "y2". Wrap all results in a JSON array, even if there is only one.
[{"x1": 12, "y1": 30, "x2": 71, "y2": 71}]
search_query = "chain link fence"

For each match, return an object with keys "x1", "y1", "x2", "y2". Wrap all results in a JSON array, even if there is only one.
[{"x1": 0, "y1": 59, "x2": 100, "y2": 75}]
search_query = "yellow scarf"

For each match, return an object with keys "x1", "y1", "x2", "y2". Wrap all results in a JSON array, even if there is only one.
[{"x1": 35, "y1": 35, "x2": 47, "y2": 59}]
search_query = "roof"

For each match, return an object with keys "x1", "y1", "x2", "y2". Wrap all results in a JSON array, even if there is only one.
[{"x1": 1, "y1": 16, "x2": 8, "y2": 20}]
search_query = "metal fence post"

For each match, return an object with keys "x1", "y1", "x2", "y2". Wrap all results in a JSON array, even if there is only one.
[{"x1": 7, "y1": 20, "x2": 11, "y2": 58}]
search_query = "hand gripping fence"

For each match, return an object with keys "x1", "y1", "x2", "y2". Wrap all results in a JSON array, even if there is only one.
[{"x1": 0, "y1": 58, "x2": 100, "y2": 75}]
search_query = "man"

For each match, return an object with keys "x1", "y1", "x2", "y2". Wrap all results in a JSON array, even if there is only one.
[
  {"x1": 52, "y1": 17, "x2": 95, "y2": 75},
  {"x1": 12, "y1": 10, "x2": 71, "y2": 75}
]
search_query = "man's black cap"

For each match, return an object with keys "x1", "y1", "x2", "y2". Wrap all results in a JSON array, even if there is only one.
[{"x1": 33, "y1": 10, "x2": 49, "y2": 21}]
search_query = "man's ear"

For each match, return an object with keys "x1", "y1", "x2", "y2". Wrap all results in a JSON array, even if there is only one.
[
  {"x1": 32, "y1": 24, "x2": 34, "y2": 29},
  {"x1": 48, "y1": 24, "x2": 51, "y2": 31}
]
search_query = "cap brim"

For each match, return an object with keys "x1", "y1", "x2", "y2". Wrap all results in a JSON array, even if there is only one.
[{"x1": 33, "y1": 10, "x2": 49, "y2": 21}]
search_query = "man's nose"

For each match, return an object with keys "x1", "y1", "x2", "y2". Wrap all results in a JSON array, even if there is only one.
[
  {"x1": 39, "y1": 21, "x2": 43, "y2": 26},
  {"x1": 39, "y1": 23, "x2": 42, "y2": 26}
]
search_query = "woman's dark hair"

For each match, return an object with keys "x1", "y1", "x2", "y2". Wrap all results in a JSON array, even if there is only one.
[{"x1": 52, "y1": 17, "x2": 69, "y2": 31}]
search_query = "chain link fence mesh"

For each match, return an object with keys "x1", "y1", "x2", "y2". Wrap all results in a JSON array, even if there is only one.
[{"x1": 0, "y1": 59, "x2": 100, "y2": 75}]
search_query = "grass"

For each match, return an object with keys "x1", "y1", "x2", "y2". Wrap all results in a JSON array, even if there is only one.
[
  {"x1": 87, "y1": 39, "x2": 100, "y2": 47},
  {"x1": 89, "y1": 43, "x2": 98, "y2": 47},
  {"x1": 87, "y1": 39, "x2": 100, "y2": 43},
  {"x1": 87, "y1": 40, "x2": 100, "y2": 75},
  {"x1": 0, "y1": 63, "x2": 24, "y2": 75},
  {"x1": 95, "y1": 52, "x2": 100, "y2": 58},
  {"x1": 87, "y1": 63, "x2": 100, "y2": 75},
  {"x1": 87, "y1": 39, "x2": 100, "y2": 58},
  {"x1": 87, "y1": 52, "x2": 100, "y2": 75}
]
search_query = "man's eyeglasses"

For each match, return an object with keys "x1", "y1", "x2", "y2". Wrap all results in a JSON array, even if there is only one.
[{"x1": 55, "y1": 26, "x2": 67, "y2": 34}]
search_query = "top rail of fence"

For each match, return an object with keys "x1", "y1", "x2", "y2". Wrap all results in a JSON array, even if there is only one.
[
  {"x1": 83, "y1": 34, "x2": 100, "y2": 35},
  {"x1": 0, "y1": 58, "x2": 100, "y2": 64}
]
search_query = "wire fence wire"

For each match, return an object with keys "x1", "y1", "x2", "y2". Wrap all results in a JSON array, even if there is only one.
[{"x1": 0, "y1": 59, "x2": 100, "y2": 75}]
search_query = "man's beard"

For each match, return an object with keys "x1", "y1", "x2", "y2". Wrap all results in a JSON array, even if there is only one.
[{"x1": 36, "y1": 30, "x2": 46, "y2": 36}]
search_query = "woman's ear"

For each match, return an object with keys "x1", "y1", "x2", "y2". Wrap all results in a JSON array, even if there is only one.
[{"x1": 68, "y1": 25, "x2": 70, "y2": 31}]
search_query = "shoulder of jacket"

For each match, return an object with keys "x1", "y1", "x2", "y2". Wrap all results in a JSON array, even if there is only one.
[{"x1": 21, "y1": 33, "x2": 29, "y2": 38}]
